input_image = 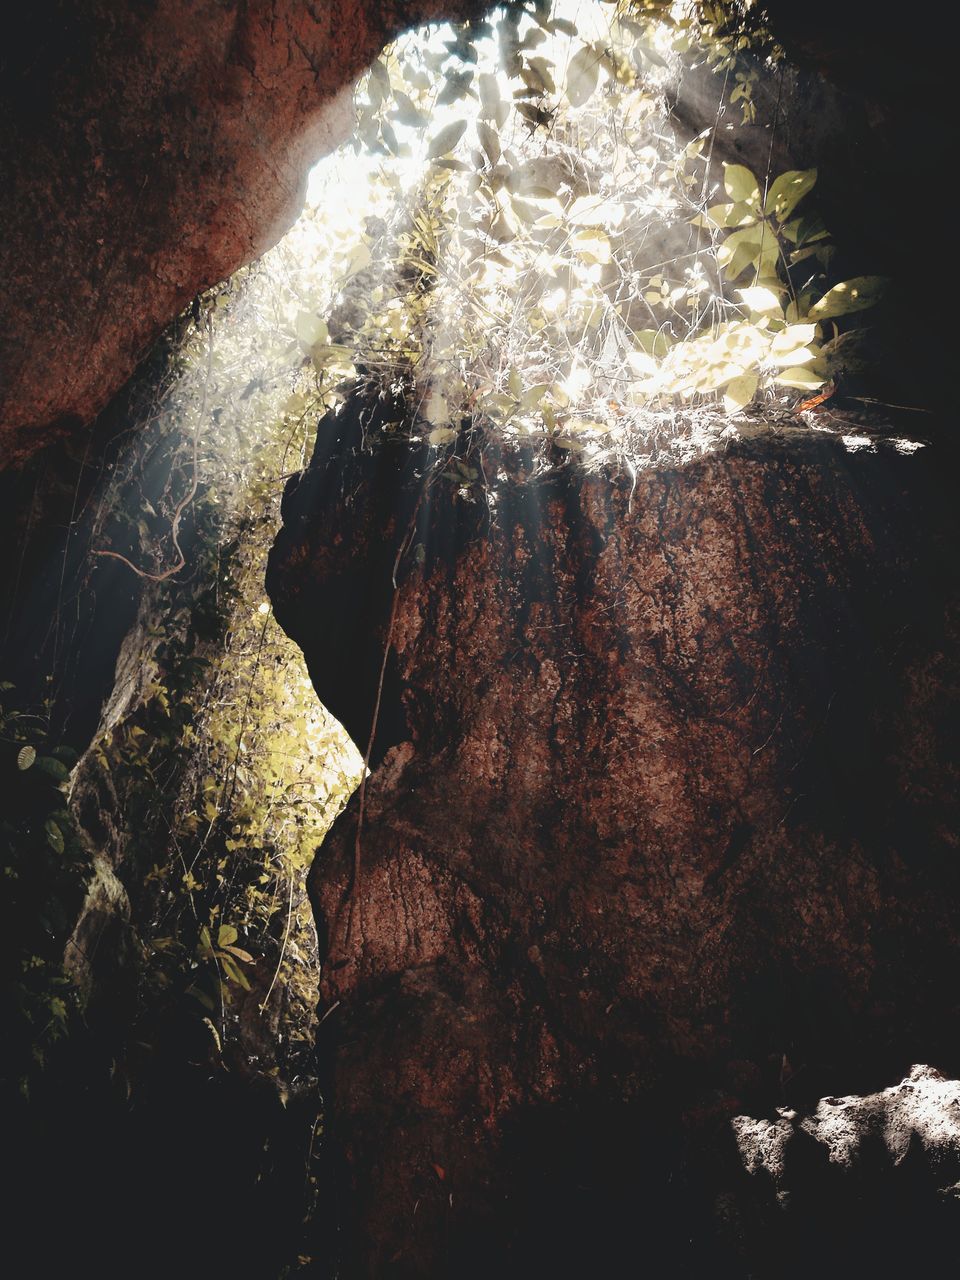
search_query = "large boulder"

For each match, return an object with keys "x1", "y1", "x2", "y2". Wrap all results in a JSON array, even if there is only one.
[{"x1": 268, "y1": 397, "x2": 960, "y2": 1274}]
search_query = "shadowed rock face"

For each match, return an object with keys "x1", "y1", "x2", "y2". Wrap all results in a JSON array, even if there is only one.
[
  {"x1": 269, "y1": 397, "x2": 960, "y2": 1275},
  {"x1": 0, "y1": 0, "x2": 481, "y2": 465}
]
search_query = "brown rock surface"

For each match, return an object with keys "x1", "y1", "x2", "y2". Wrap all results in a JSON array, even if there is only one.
[
  {"x1": 268, "y1": 397, "x2": 960, "y2": 1274},
  {"x1": 0, "y1": 0, "x2": 480, "y2": 466}
]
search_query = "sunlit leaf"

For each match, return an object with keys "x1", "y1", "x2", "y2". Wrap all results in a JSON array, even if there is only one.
[
  {"x1": 808, "y1": 276, "x2": 887, "y2": 320},
  {"x1": 738, "y1": 286, "x2": 782, "y2": 317},
  {"x1": 295, "y1": 312, "x2": 327, "y2": 348},
  {"x1": 769, "y1": 324, "x2": 818, "y2": 366},
  {"x1": 723, "y1": 163, "x2": 760, "y2": 206},
  {"x1": 723, "y1": 373, "x2": 758, "y2": 413},
  {"x1": 775, "y1": 366, "x2": 825, "y2": 389},
  {"x1": 520, "y1": 383, "x2": 550, "y2": 409},
  {"x1": 764, "y1": 168, "x2": 817, "y2": 220}
]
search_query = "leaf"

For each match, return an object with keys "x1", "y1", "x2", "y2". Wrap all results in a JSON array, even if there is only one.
[
  {"x1": 566, "y1": 46, "x2": 600, "y2": 108},
  {"x1": 775, "y1": 366, "x2": 825, "y2": 390},
  {"x1": 341, "y1": 241, "x2": 372, "y2": 279},
  {"x1": 808, "y1": 276, "x2": 887, "y2": 320},
  {"x1": 515, "y1": 101, "x2": 553, "y2": 128},
  {"x1": 391, "y1": 91, "x2": 428, "y2": 129},
  {"x1": 764, "y1": 168, "x2": 817, "y2": 220},
  {"x1": 510, "y1": 196, "x2": 544, "y2": 225},
  {"x1": 478, "y1": 72, "x2": 501, "y2": 118},
  {"x1": 723, "y1": 374, "x2": 758, "y2": 413},
  {"x1": 380, "y1": 120, "x2": 399, "y2": 156},
  {"x1": 220, "y1": 955, "x2": 251, "y2": 990},
  {"x1": 222, "y1": 945, "x2": 254, "y2": 964},
  {"x1": 769, "y1": 324, "x2": 819, "y2": 366},
  {"x1": 16, "y1": 745, "x2": 36, "y2": 771},
  {"x1": 723, "y1": 164, "x2": 760, "y2": 206},
  {"x1": 368, "y1": 59, "x2": 390, "y2": 92},
  {"x1": 429, "y1": 427, "x2": 454, "y2": 446},
  {"x1": 520, "y1": 383, "x2": 550, "y2": 409},
  {"x1": 217, "y1": 924, "x2": 238, "y2": 948},
  {"x1": 718, "y1": 225, "x2": 779, "y2": 280},
  {"x1": 436, "y1": 70, "x2": 473, "y2": 106},
  {"x1": 696, "y1": 201, "x2": 757, "y2": 230},
  {"x1": 571, "y1": 227, "x2": 611, "y2": 264},
  {"x1": 295, "y1": 312, "x2": 327, "y2": 348},
  {"x1": 476, "y1": 121, "x2": 500, "y2": 167},
  {"x1": 738, "y1": 286, "x2": 783, "y2": 317},
  {"x1": 45, "y1": 818, "x2": 65, "y2": 855},
  {"x1": 36, "y1": 756, "x2": 70, "y2": 782},
  {"x1": 427, "y1": 119, "x2": 467, "y2": 160}
]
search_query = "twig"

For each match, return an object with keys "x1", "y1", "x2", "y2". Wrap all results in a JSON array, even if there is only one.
[{"x1": 91, "y1": 312, "x2": 214, "y2": 581}]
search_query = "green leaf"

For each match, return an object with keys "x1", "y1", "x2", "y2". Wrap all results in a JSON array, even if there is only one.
[
  {"x1": 723, "y1": 374, "x2": 758, "y2": 413},
  {"x1": 566, "y1": 45, "x2": 600, "y2": 108},
  {"x1": 808, "y1": 276, "x2": 887, "y2": 320},
  {"x1": 520, "y1": 383, "x2": 550, "y2": 409},
  {"x1": 764, "y1": 168, "x2": 817, "y2": 220},
  {"x1": 36, "y1": 756, "x2": 70, "y2": 782},
  {"x1": 769, "y1": 324, "x2": 818, "y2": 366},
  {"x1": 718, "y1": 225, "x2": 779, "y2": 280},
  {"x1": 775, "y1": 366, "x2": 825, "y2": 390},
  {"x1": 45, "y1": 818, "x2": 64, "y2": 855},
  {"x1": 16, "y1": 745, "x2": 36, "y2": 771},
  {"x1": 217, "y1": 924, "x2": 238, "y2": 948},
  {"x1": 427, "y1": 119, "x2": 467, "y2": 160},
  {"x1": 723, "y1": 164, "x2": 760, "y2": 207}
]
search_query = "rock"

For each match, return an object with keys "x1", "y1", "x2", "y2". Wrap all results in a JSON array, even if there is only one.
[
  {"x1": 268, "y1": 394, "x2": 960, "y2": 1274},
  {"x1": 725, "y1": 1066, "x2": 960, "y2": 1273},
  {"x1": 0, "y1": 0, "x2": 482, "y2": 465}
]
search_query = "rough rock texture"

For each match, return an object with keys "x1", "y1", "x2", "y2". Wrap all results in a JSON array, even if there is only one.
[
  {"x1": 0, "y1": 0, "x2": 480, "y2": 466},
  {"x1": 269, "y1": 396, "x2": 960, "y2": 1275},
  {"x1": 724, "y1": 1065, "x2": 960, "y2": 1272}
]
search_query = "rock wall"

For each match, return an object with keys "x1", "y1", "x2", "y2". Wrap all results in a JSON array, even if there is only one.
[
  {"x1": 268, "y1": 398, "x2": 960, "y2": 1274},
  {"x1": 0, "y1": 0, "x2": 481, "y2": 465}
]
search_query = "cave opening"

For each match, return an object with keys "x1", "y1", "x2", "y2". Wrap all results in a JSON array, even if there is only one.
[{"x1": 2, "y1": 2, "x2": 959, "y2": 1277}]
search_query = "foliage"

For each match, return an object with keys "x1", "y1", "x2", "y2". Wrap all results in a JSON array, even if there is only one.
[
  {"x1": 270, "y1": 0, "x2": 887, "y2": 465},
  {"x1": 0, "y1": 685, "x2": 86, "y2": 1096}
]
